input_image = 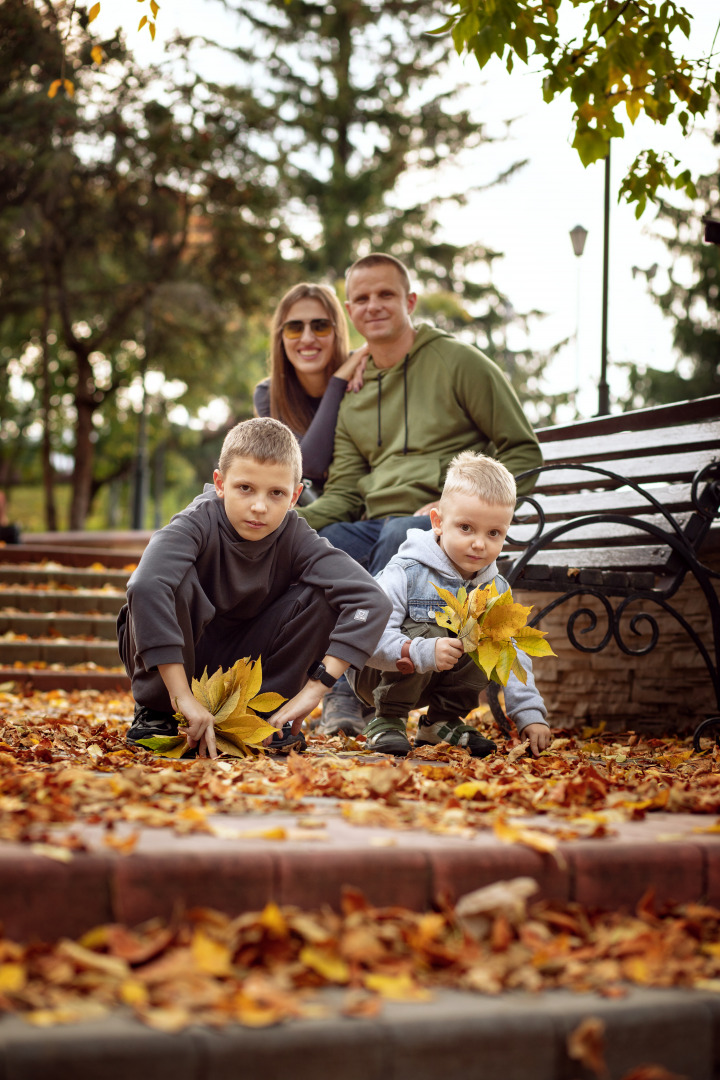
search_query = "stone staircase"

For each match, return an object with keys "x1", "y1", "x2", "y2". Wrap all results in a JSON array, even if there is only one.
[{"x1": 0, "y1": 536, "x2": 150, "y2": 690}]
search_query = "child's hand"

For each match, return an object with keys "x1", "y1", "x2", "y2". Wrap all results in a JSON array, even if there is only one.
[
  {"x1": 265, "y1": 680, "x2": 326, "y2": 737},
  {"x1": 435, "y1": 637, "x2": 464, "y2": 671},
  {"x1": 524, "y1": 723, "x2": 552, "y2": 758},
  {"x1": 175, "y1": 694, "x2": 218, "y2": 759}
]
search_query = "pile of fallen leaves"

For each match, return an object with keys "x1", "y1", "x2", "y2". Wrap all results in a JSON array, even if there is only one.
[
  {"x1": 0, "y1": 688, "x2": 718, "y2": 853},
  {"x1": 0, "y1": 881, "x2": 718, "y2": 1032}
]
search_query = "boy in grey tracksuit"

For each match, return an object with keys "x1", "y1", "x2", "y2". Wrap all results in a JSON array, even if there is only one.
[
  {"x1": 348, "y1": 452, "x2": 552, "y2": 759},
  {"x1": 118, "y1": 418, "x2": 392, "y2": 759}
]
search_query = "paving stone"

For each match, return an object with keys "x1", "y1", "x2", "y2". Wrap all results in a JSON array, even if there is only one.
[
  {"x1": 0, "y1": 1013, "x2": 200, "y2": 1080},
  {"x1": 0, "y1": 850, "x2": 115, "y2": 941},
  {"x1": 113, "y1": 850, "x2": 277, "y2": 926},
  {"x1": 568, "y1": 841, "x2": 706, "y2": 908},
  {"x1": 428, "y1": 842, "x2": 570, "y2": 906}
]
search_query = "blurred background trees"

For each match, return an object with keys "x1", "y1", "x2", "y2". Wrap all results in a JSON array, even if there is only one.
[{"x1": 18, "y1": 0, "x2": 712, "y2": 530}]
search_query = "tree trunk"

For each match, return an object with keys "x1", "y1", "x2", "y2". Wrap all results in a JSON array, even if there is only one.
[
  {"x1": 69, "y1": 350, "x2": 96, "y2": 530},
  {"x1": 40, "y1": 274, "x2": 58, "y2": 531}
]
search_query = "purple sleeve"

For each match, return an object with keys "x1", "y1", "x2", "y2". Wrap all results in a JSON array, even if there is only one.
[
  {"x1": 298, "y1": 376, "x2": 348, "y2": 480},
  {"x1": 253, "y1": 380, "x2": 271, "y2": 417},
  {"x1": 253, "y1": 375, "x2": 347, "y2": 481}
]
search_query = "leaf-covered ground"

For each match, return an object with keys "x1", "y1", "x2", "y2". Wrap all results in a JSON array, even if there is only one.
[
  {"x1": 0, "y1": 688, "x2": 719, "y2": 1040},
  {"x1": 0, "y1": 688, "x2": 718, "y2": 850}
]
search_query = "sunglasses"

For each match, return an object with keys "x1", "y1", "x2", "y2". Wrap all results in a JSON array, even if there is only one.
[{"x1": 281, "y1": 318, "x2": 334, "y2": 339}]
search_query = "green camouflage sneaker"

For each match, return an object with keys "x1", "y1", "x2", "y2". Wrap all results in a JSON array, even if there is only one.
[
  {"x1": 415, "y1": 718, "x2": 496, "y2": 759},
  {"x1": 363, "y1": 715, "x2": 411, "y2": 757}
]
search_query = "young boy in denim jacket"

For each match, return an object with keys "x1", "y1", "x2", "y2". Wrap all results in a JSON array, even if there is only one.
[
  {"x1": 118, "y1": 417, "x2": 392, "y2": 758},
  {"x1": 348, "y1": 452, "x2": 552, "y2": 759}
]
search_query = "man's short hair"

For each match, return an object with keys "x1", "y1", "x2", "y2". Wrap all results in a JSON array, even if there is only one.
[
  {"x1": 345, "y1": 253, "x2": 412, "y2": 295},
  {"x1": 442, "y1": 452, "x2": 516, "y2": 508},
  {"x1": 218, "y1": 417, "x2": 302, "y2": 487}
]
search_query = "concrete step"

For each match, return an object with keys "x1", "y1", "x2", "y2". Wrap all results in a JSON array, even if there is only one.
[
  {"x1": 0, "y1": 805, "x2": 719, "y2": 1078},
  {"x1": 0, "y1": 986, "x2": 717, "y2": 1080},
  {"x1": 0, "y1": 667, "x2": 130, "y2": 690},
  {"x1": 0, "y1": 612, "x2": 118, "y2": 639},
  {"x1": 0, "y1": 564, "x2": 131, "y2": 590},
  {"x1": 0, "y1": 550, "x2": 129, "y2": 682},
  {"x1": 0, "y1": 587, "x2": 126, "y2": 615},
  {"x1": 0, "y1": 637, "x2": 122, "y2": 666}
]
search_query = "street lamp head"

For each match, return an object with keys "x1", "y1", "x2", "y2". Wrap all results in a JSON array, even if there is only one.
[{"x1": 570, "y1": 224, "x2": 588, "y2": 258}]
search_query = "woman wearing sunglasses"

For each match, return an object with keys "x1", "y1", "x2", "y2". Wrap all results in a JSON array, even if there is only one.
[{"x1": 254, "y1": 283, "x2": 367, "y2": 499}]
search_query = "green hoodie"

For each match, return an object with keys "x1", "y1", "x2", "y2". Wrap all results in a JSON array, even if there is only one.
[{"x1": 299, "y1": 323, "x2": 542, "y2": 533}]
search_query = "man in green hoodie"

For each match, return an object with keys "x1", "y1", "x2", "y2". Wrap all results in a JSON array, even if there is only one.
[{"x1": 297, "y1": 252, "x2": 543, "y2": 735}]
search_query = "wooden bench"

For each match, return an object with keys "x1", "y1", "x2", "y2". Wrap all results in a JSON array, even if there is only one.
[{"x1": 491, "y1": 394, "x2": 720, "y2": 749}]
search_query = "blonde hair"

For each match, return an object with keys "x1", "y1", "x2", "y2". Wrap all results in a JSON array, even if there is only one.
[
  {"x1": 442, "y1": 452, "x2": 516, "y2": 508},
  {"x1": 218, "y1": 418, "x2": 302, "y2": 487},
  {"x1": 264, "y1": 284, "x2": 349, "y2": 435}
]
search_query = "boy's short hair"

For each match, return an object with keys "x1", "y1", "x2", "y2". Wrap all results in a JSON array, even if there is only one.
[
  {"x1": 218, "y1": 418, "x2": 302, "y2": 486},
  {"x1": 345, "y1": 252, "x2": 412, "y2": 295},
  {"x1": 442, "y1": 452, "x2": 516, "y2": 508}
]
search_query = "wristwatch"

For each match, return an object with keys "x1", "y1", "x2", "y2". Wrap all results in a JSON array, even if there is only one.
[
  {"x1": 307, "y1": 661, "x2": 338, "y2": 688},
  {"x1": 395, "y1": 640, "x2": 415, "y2": 675}
]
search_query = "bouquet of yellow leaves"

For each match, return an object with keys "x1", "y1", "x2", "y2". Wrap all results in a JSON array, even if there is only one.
[
  {"x1": 432, "y1": 581, "x2": 555, "y2": 686},
  {"x1": 137, "y1": 657, "x2": 285, "y2": 758}
]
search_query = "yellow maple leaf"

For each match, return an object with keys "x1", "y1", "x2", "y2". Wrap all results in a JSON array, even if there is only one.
[
  {"x1": 432, "y1": 580, "x2": 555, "y2": 686},
  {"x1": 300, "y1": 946, "x2": 350, "y2": 984},
  {"x1": 139, "y1": 657, "x2": 286, "y2": 758}
]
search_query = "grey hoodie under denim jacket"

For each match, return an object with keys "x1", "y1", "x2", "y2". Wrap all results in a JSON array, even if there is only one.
[{"x1": 367, "y1": 528, "x2": 549, "y2": 736}]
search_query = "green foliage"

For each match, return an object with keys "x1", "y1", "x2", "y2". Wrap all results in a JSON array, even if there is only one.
[
  {"x1": 0, "y1": 0, "x2": 294, "y2": 529},
  {"x1": 618, "y1": 124, "x2": 720, "y2": 408},
  {"x1": 436, "y1": 1, "x2": 720, "y2": 212}
]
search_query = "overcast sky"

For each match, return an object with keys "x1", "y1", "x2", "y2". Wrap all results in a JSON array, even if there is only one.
[{"x1": 96, "y1": 0, "x2": 719, "y2": 422}]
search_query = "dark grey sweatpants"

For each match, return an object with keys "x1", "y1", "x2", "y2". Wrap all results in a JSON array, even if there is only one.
[
  {"x1": 348, "y1": 619, "x2": 488, "y2": 725},
  {"x1": 117, "y1": 574, "x2": 338, "y2": 713}
]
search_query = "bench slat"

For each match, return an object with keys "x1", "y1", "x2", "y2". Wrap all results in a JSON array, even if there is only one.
[
  {"x1": 515, "y1": 482, "x2": 698, "y2": 521},
  {"x1": 538, "y1": 419, "x2": 720, "y2": 466},
  {"x1": 528, "y1": 448, "x2": 720, "y2": 493}
]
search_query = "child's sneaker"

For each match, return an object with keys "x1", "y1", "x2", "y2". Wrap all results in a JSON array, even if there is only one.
[
  {"x1": 318, "y1": 686, "x2": 373, "y2": 736},
  {"x1": 363, "y1": 716, "x2": 412, "y2": 757},
  {"x1": 126, "y1": 704, "x2": 178, "y2": 746},
  {"x1": 415, "y1": 718, "x2": 496, "y2": 758},
  {"x1": 267, "y1": 722, "x2": 307, "y2": 754}
]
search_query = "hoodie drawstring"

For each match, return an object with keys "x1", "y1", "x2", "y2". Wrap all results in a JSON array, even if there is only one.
[
  {"x1": 402, "y1": 355, "x2": 409, "y2": 454},
  {"x1": 376, "y1": 355, "x2": 410, "y2": 453}
]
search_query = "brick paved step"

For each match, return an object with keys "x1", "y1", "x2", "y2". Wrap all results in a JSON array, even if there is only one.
[
  {"x1": 0, "y1": 587, "x2": 126, "y2": 615},
  {"x1": 0, "y1": 612, "x2": 118, "y2": 639}
]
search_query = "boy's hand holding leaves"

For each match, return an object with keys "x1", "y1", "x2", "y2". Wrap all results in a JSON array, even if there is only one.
[
  {"x1": 432, "y1": 581, "x2": 556, "y2": 686},
  {"x1": 138, "y1": 657, "x2": 285, "y2": 759}
]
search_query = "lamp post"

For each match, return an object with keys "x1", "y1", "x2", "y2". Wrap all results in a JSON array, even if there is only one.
[
  {"x1": 598, "y1": 142, "x2": 611, "y2": 416},
  {"x1": 569, "y1": 224, "x2": 588, "y2": 407}
]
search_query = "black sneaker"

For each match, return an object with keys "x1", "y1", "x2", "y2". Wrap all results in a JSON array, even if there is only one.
[
  {"x1": 267, "y1": 722, "x2": 307, "y2": 755},
  {"x1": 127, "y1": 704, "x2": 178, "y2": 746}
]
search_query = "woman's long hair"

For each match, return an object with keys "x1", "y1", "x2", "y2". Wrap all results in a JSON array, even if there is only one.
[{"x1": 266, "y1": 283, "x2": 350, "y2": 435}]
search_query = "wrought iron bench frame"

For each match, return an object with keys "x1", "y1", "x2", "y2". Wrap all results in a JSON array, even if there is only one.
[{"x1": 489, "y1": 395, "x2": 720, "y2": 750}]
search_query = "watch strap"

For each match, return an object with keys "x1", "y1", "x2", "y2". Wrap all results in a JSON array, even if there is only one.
[
  {"x1": 307, "y1": 662, "x2": 337, "y2": 688},
  {"x1": 395, "y1": 640, "x2": 415, "y2": 675}
]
